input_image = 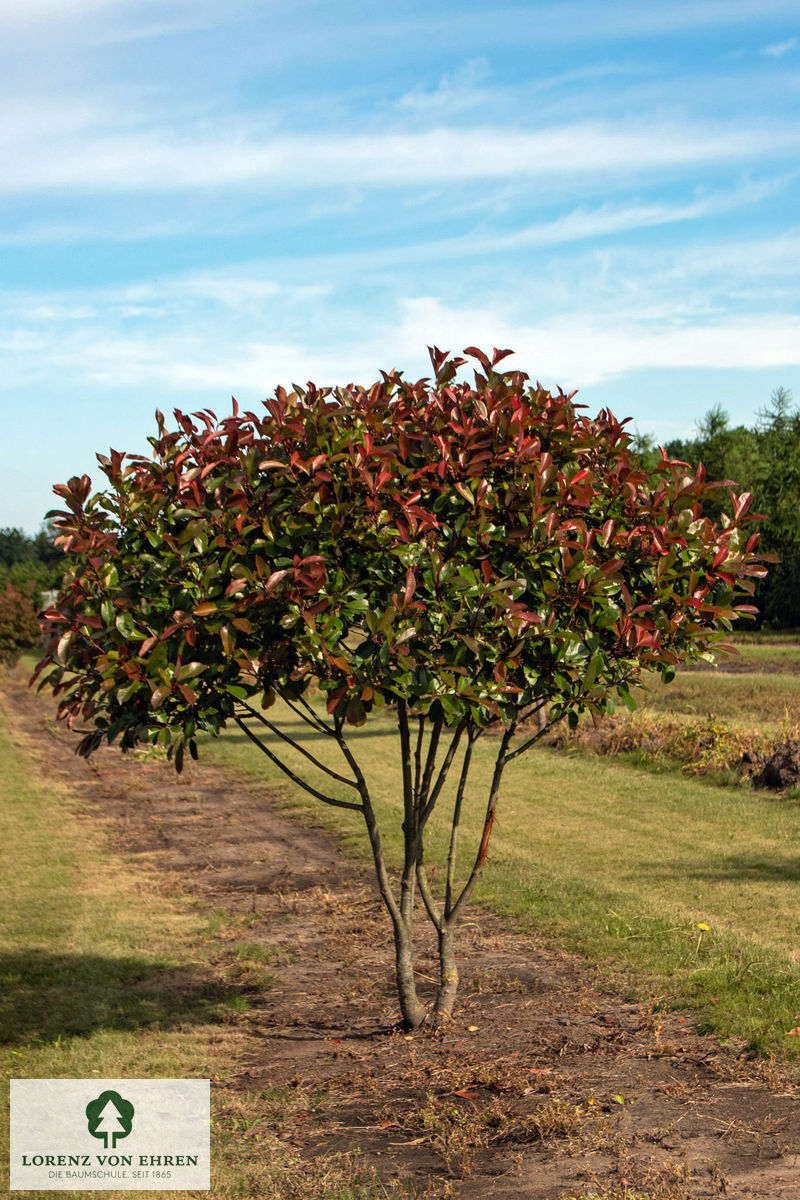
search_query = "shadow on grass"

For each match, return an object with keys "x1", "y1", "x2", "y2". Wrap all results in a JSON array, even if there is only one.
[
  {"x1": 0, "y1": 950, "x2": 237, "y2": 1045},
  {"x1": 645, "y1": 853, "x2": 800, "y2": 883}
]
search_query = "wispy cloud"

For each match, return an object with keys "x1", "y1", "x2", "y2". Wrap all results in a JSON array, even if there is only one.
[
  {"x1": 396, "y1": 58, "x2": 492, "y2": 118},
  {"x1": 761, "y1": 36, "x2": 798, "y2": 57},
  {"x1": 0, "y1": 0, "x2": 234, "y2": 41},
  {"x1": 1, "y1": 118, "x2": 796, "y2": 195},
  {"x1": 392, "y1": 297, "x2": 800, "y2": 388}
]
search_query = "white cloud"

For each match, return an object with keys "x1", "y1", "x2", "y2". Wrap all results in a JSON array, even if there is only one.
[
  {"x1": 761, "y1": 36, "x2": 798, "y2": 57},
  {"x1": 0, "y1": 0, "x2": 233, "y2": 41},
  {"x1": 5, "y1": 282, "x2": 800, "y2": 408},
  {"x1": 390, "y1": 297, "x2": 800, "y2": 389},
  {"x1": 396, "y1": 58, "x2": 491, "y2": 117},
  {"x1": 1, "y1": 117, "x2": 796, "y2": 195}
]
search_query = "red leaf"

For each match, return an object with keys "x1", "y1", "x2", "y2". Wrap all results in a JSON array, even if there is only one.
[
  {"x1": 326, "y1": 686, "x2": 347, "y2": 714},
  {"x1": 403, "y1": 565, "x2": 417, "y2": 605},
  {"x1": 264, "y1": 570, "x2": 289, "y2": 593},
  {"x1": 463, "y1": 345, "x2": 491, "y2": 371},
  {"x1": 733, "y1": 491, "x2": 753, "y2": 520}
]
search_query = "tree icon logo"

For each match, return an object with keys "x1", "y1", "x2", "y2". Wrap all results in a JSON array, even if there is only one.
[{"x1": 85, "y1": 1090, "x2": 135, "y2": 1149}]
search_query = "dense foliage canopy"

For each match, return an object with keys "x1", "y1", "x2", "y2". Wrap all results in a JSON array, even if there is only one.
[
  {"x1": 33, "y1": 347, "x2": 767, "y2": 1027},
  {"x1": 37, "y1": 347, "x2": 763, "y2": 765}
]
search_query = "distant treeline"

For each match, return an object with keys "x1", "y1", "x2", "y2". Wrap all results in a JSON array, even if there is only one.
[
  {"x1": 0, "y1": 526, "x2": 63, "y2": 593},
  {"x1": 5, "y1": 390, "x2": 799, "y2": 627},
  {"x1": 637, "y1": 387, "x2": 800, "y2": 629}
]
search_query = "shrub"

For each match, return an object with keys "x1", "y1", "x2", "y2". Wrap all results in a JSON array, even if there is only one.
[{"x1": 0, "y1": 583, "x2": 41, "y2": 668}]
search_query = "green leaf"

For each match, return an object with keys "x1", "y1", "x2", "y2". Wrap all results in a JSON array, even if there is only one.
[
  {"x1": 345, "y1": 697, "x2": 366, "y2": 725},
  {"x1": 176, "y1": 661, "x2": 207, "y2": 682},
  {"x1": 115, "y1": 611, "x2": 136, "y2": 639},
  {"x1": 150, "y1": 684, "x2": 171, "y2": 708}
]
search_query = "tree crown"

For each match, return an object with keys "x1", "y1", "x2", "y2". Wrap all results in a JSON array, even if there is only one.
[{"x1": 36, "y1": 347, "x2": 765, "y2": 767}]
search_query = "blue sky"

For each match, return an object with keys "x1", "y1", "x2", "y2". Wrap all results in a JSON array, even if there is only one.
[{"x1": 3, "y1": 0, "x2": 800, "y2": 533}]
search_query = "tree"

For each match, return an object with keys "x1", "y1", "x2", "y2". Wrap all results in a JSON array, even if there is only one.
[
  {"x1": 34, "y1": 347, "x2": 765, "y2": 1029},
  {"x1": 751, "y1": 388, "x2": 800, "y2": 627},
  {"x1": 0, "y1": 583, "x2": 42, "y2": 668},
  {"x1": 667, "y1": 390, "x2": 800, "y2": 628},
  {"x1": 0, "y1": 523, "x2": 63, "y2": 593}
]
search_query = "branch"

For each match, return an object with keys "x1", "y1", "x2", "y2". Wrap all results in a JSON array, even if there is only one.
[
  {"x1": 415, "y1": 860, "x2": 443, "y2": 932},
  {"x1": 233, "y1": 716, "x2": 363, "y2": 812},
  {"x1": 448, "y1": 722, "x2": 515, "y2": 925},
  {"x1": 420, "y1": 718, "x2": 467, "y2": 827},
  {"x1": 418, "y1": 714, "x2": 444, "y2": 810},
  {"x1": 396, "y1": 699, "x2": 418, "y2": 925},
  {"x1": 237, "y1": 701, "x2": 360, "y2": 789},
  {"x1": 413, "y1": 716, "x2": 425, "y2": 807},
  {"x1": 329, "y1": 712, "x2": 371, "y2": 800},
  {"x1": 444, "y1": 727, "x2": 476, "y2": 919},
  {"x1": 327, "y1": 711, "x2": 409, "y2": 938},
  {"x1": 503, "y1": 713, "x2": 561, "y2": 763},
  {"x1": 283, "y1": 689, "x2": 338, "y2": 737}
]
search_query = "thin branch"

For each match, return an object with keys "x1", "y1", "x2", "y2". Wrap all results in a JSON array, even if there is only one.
[
  {"x1": 330, "y1": 712, "x2": 371, "y2": 798},
  {"x1": 396, "y1": 699, "x2": 418, "y2": 925},
  {"x1": 444, "y1": 727, "x2": 475, "y2": 919},
  {"x1": 503, "y1": 714, "x2": 561, "y2": 762},
  {"x1": 418, "y1": 714, "x2": 444, "y2": 810},
  {"x1": 448, "y1": 722, "x2": 515, "y2": 925},
  {"x1": 420, "y1": 718, "x2": 467, "y2": 827},
  {"x1": 234, "y1": 716, "x2": 363, "y2": 812},
  {"x1": 413, "y1": 716, "x2": 425, "y2": 808},
  {"x1": 415, "y1": 860, "x2": 443, "y2": 932},
  {"x1": 332, "y1": 711, "x2": 416, "y2": 1006},
  {"x1": 285, "y1": 689, "x2": 338, "y2": 737},
  {"x1": 237, "y1": 701, "x2": 360, "y2": 789}
]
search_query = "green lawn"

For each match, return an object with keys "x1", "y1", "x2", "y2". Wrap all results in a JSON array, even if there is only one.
[{"x1": 206, "y1": 693, "x2": 800, "y2": 1060}]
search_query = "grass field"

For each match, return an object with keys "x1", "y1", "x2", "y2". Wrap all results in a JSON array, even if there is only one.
[
  {"x1": 637, "y1": 669, "x2": 800, "y2": 729},
  {"x1": 204, "y1": 659, "x2": 800, "y2": 1061}
]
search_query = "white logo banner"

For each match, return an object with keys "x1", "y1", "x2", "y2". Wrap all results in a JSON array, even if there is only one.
[{"x1": 10, "y1": 1079, "x2": 210, "y2": 1191}]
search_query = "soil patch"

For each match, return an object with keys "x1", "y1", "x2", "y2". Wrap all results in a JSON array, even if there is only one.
[{"x1": 5, "y1": 676, "x2": 800, "y2": 1198}]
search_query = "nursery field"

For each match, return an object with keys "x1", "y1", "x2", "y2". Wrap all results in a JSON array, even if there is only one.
[{"x1": 3, "y1": 643, "x2": 800, "y2": 1198}]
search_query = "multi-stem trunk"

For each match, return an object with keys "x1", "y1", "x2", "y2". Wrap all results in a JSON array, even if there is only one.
[{"x1": 237, "y1": 697, "x2": 549, "y2": 1032}]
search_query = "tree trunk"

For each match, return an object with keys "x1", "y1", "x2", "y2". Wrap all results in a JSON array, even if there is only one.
[
  {"x1": 392, "y1": 914, "x2": 427, "y2": 1030},
  {"x1": 433, "y1": 923, "x2": 459, "y2": 1025},
  {"x1": 359, "y1": 788, "x2": 427, "y2": 1030}
]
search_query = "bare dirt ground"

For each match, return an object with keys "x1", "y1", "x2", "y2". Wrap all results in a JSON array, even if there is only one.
[{"x1": 6, "y1": 676, "x2": 800, "y2": 1199}]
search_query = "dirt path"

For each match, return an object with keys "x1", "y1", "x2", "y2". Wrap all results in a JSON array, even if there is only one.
[{"x1": 5, "y1": 676, "x2": 800, "y2": 1199}]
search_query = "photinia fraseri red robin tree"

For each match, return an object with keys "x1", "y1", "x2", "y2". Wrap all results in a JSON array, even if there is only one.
[{"x1": 33, "y1": 346, "x2": 766, "y2": 1030}]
